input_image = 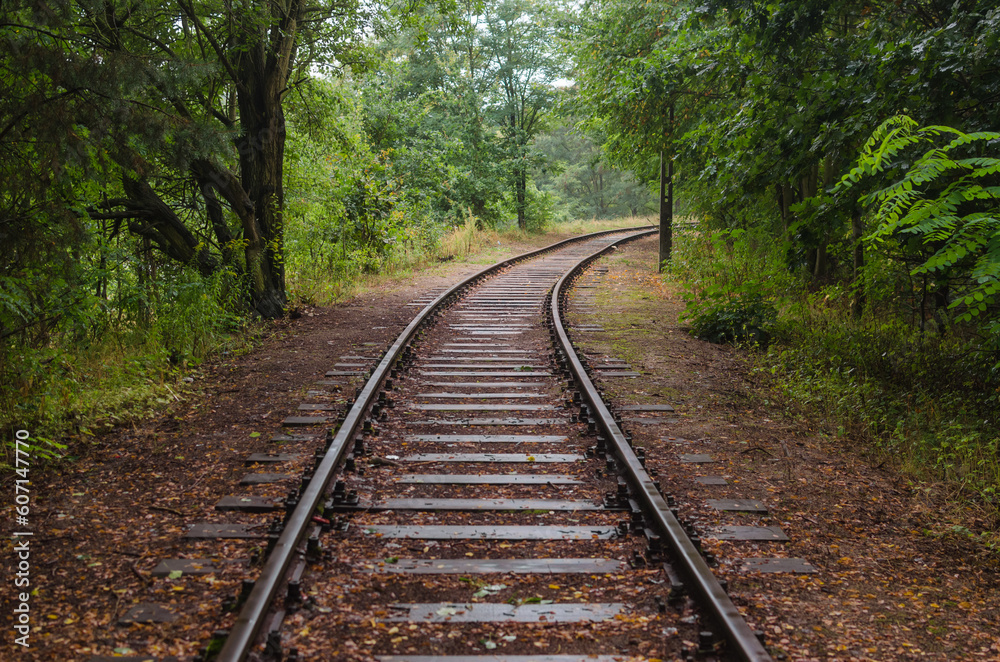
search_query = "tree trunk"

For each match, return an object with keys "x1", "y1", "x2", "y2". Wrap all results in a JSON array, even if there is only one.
[
  {"x1": 801, "y1": 162, "x2": 828, "y2": 279},
  {"x1": 850, "y1": 208, "x2": 865, "y2": 318},
  {"x1": 813, "y1": 243, "x2": 828, "y2": 280},
  {"x1": 232, "y1": 7, "x2": 300, "y2": 318},
  {"x1": 515, "y1": 162, "x2": 527, "y2": 230},
  {"x1": 193, "y1": 160, "x2": 241, "y2": 267},
  {"x1": 779, "y1": 182, "x2": 793, "y2": 231},
  {"x1": 658, "y1": 149, "x2": 673, "y2": 271},
  {"x1": 120, "y1": 174, "x2": 218, "y2": 276},
  {"x1": 512, "y1": 110, "x2": 527, "y2": 231}
]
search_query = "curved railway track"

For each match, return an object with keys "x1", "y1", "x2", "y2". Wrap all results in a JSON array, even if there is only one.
[{"x1": 203, "y1": 227, "x2": 772, "y2": 662}]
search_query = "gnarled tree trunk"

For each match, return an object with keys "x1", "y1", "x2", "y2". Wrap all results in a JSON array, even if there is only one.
[{"x1": 228, "y1": 1, "x2": 305, "y2": 318}]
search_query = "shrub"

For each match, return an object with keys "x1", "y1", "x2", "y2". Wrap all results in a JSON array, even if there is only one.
[
  {"x1": 686, "y1": 293, "x2": 777, "y2": 346},
  {"x1": 673, "y1": 226, "x2": 793, "y2": 347}
]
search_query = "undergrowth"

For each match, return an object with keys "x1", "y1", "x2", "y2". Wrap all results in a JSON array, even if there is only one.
[
  {"x1": 670, "y1": 224, "x2": 1000, "y2": 532},
  {"x1": 765, "y1": 298, "x2": 1000, "y2": 512},
  {"x1": 3, "y1": 214, "x2": 644, "y2": 468},
  {"x1": 670, "y1": 225, "x2": 796, "y2": 347},
  {"x1": 1, "y1": 268, "x2": 254, "y2": 468}
]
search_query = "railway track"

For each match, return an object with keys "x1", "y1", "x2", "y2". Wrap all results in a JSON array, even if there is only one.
[{"x1": 188, "y1": 228, "x2": 773, "y2": 662}]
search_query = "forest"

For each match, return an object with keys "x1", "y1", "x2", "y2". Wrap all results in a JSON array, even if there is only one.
[{"x1": 2, "y1": 1, "x2": 999, "y2": 511}]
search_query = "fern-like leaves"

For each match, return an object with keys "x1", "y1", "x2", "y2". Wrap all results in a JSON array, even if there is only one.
[{"x1": 841, "y1": 115, "x2": 1000, "y2": 325}]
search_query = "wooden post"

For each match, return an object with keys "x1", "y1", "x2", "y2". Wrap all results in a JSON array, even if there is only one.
[
  {"x1": 658, "y1": 104, "x2": 674, "y2": 272},
  {"x1": 850, "y1": 209, "x2": 865, "y2": 318}
]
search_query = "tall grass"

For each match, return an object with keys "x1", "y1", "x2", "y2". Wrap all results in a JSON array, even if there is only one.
[{"x1": 438, "y1": 214, "x2": 502, "y2": 259}]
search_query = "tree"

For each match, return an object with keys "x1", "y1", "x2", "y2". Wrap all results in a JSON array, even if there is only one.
[
  {"x1": 359, "y1": 0, "x2": 566, "y2": 230},
  {"x1": 2, "y1": 0, "x2": 370, "y2": 319},
  {"x1": 571, "y1": 0, "x2": 696, "y2": 263},
  {"x1": 532, "y1": 119, "x2": 655, "y2": 220},
  {"x1": 361, "y1": 1, "x2": 513, "y2": 226},
  {"x1": 574, "y1": 0, "x2": 1000, "y2": 287},
  {"x1": 482, "y1": 0, "x2": 566, "y2": 229}
]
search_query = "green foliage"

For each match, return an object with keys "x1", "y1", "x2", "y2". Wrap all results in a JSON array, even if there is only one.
[
  {"x1": 764, "y1": 301, "x2": 1000, "y2": 504},
  {"x1": 359, "y1": 0, "x2": 569, "y2": 232},
  {"x1": 673, "y1": 227, "x2": 790, "y2": 346},
  {"x1": 283, "y1": 79, "x2": 443, "y2": 304},
  {"x1": 574, "y1": 0, "x2": 1000, "y2": 283},
  {"x1": 359, "y1": 55, "x2": 512, "y2": 228},
  {"x1": 1, "y1": 227, "x2": 247, "y2": 462},
  {"x1": 686, "y1": 293, "x2": 776, "y2": 346},
  {"x1": 672, "y1": 225, "x2": 794, "y2": 333},
  {"x1": 520, "y1": 184, "x2": 557, "y2": 233},
  {"x1": 671, "y1": 217, "x2": 1000, "y2": 511},
  {"x1": 532, "y1": 120, "x2": 656, "y2": 220},
  {"x1": 840, "y1": 115, "x2": 1000, "y2": 341},
  {"x1": 151, "y1": 267, "x2": 245, "y2": 364}
]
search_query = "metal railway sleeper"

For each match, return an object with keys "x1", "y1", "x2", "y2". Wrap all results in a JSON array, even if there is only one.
[{"x1": 213, "y1": 227, "x2": 772, "y2": 662}]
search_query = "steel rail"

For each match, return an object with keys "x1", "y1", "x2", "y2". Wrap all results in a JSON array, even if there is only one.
[
  {"x1": 215, "y1": 224, "x2": 654, "y2": 662},
  {"x1": 549, "y1": 232, "x2": 774, "y2": 662}
]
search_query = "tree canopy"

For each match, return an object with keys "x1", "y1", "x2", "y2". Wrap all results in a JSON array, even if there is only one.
[
  {"x1": 2, "y1": 0, "x2": 370, "y2": 323},
  {"x1": 573, "y1": 0, "x2": 1000, "y2": 332}
]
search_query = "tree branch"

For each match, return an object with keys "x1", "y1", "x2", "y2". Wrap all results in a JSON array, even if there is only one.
[{"x1": 175, "y1": 0, "x2": 247, "y2": 95}]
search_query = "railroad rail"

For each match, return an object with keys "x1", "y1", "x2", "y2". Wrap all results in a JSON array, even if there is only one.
[{"x1": 209, "y1": 226, "x2": 773, "y2": 662}]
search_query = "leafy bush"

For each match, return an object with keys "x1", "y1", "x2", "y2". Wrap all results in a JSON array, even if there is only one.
[
  {"x1": 673, "y1": 226, "x2": 795, "y2": 346},
  {"x1": 152, "y1": 266, "x2": 244, "y2": 364},
  {"x1": 521, "y1": 184, "x2": 558, "y2": 233},
  {"x1": 1, "y1": 251, "x2": 246, "y2": 466},
  {"x1": 839, "y1": 115, "x2": 1000, "y2": 351},
  {"x1": 686, "y1": 293, "x2": 777, "y2": 345}
]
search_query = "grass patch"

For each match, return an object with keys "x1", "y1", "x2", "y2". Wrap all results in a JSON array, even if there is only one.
[{"x1": 1, "y1": 269, "x2": 259, "y2": 468}]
